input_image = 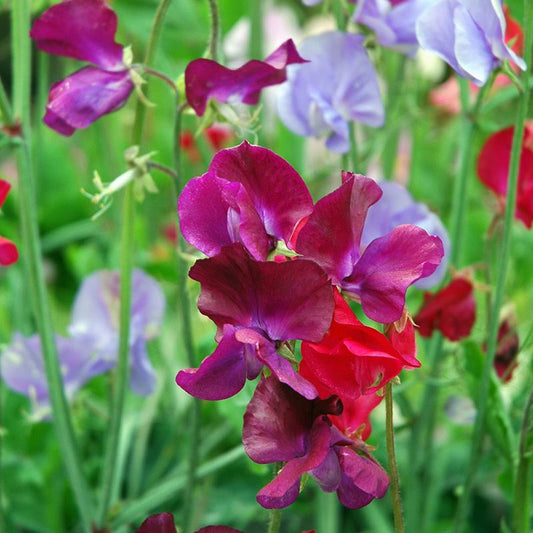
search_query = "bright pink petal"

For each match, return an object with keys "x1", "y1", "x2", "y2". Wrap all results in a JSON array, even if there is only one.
[
  {"x1": 0, "y1": 179, "x2": 11, "y2": 208},
  {"x1": 0, "y1": 236, "x2": 19, "y2": 266},
  {"x1": 30, "y1": 0, "x2": 124, "y2": 70},
  {"x1": 185, "y1": 39, "x2": 307, "y2": 116}
]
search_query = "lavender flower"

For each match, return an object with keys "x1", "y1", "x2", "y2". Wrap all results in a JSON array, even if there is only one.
[
  {"x1": 277, "y1": 31, "x2": 384, "y2": 153},
  {"x1": 30, "y1": 0, "x2": 134, "y2": 135},
  {"x1": 361, "y1": 180, "x2": 450, "y2": 288},
  {"x1": 416, "y1": 0, "x2": 526, "y2": 85}
]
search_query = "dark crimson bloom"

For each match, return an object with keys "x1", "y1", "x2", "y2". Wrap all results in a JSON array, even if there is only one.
[
  {"x1": 0, "y1": 179, "x2": 18, "y2": 266},
  {"x1": 176, "y1": 244, "x2": 334, "y2": 400},
  {"x1": 185, "y1": 39, "x2": 307, "y2": 116},
  {"x1": 491, "y1": 318, "x2": 519, "y2": 382},
  {"x1": 243, "y1": 376, "x2": 389, "y2": 509},
  {"x1": 300, "y1": 291, "x2": 418, "y2": 403},
  {"x1": 30, "y1": 0, "x2": 134, "y2": 135},
  {"x1": 477, "y1": 123, "x2": 533, "y2": 228},
  {"x1": 179, "y1": 141, "x2": 313, "y2": 260},
  {"x1": 295, "y1": 172, "x2": 444, "y2": 323},
  {"x1": 135, "y1": 513, "x2": 242, "y2": 533},
  {"x1": 415, "y1": 276, "x2": 476, "y2": 341}
]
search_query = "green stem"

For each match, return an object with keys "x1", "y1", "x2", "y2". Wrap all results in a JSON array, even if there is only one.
[
  {"x1": 267, "y1": 463, "x2": 284, "y2": 533},
  {"x1": 11, "y1": 1, "x2": 93, "y2": 530},
  {"x1": 316, "y1": 490, "x2": 340, "y2": 533},
  {"x1": 206, "y1": 0, "x2": 220, "y2": 61},
  {"x1": 385, "y1": 383, "x2": 404, "y2": 533},
  {"x1": 97, "y1": 0, "x2": 174, "y2": 525},
  {"x1": 249, "y1": 0, "x2": 263, "y2": 60},
  {"x1": 0, "y1": 78, "x2": 13, "y2": 125},
  {"x1": 513, "y1": 387, "x2": 533, "y2": 533},
  {"x1": 454, "y1": 4, "x2": 533, "y2": 530}
]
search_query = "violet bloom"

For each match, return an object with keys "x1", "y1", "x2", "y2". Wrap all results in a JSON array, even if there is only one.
[
  {"x1": 361, "y1": 181, "x2": 450, "y2": 288},
  {"x1": 30, "y1": 0, "x2": 134, "y2": 135},
  {"x1": 178, "y1": 141, "x2": 313, "y2": 260},
  {"x1": 0, "y1": 333, "x2": 112, "y2": 419},
  {"x1": 68, "y1": 269, "x2": 165, "y2": 395},
  {"x1": 353, "y1": 0, "x2": 430, "y2": 57},
  {"x1": 277, "y1": 31, "x2": 384, "y2": 153},
  {"x1": 243, "y1": 376, "x2": 389, "y2": 509},
  {"x1": 185, "y1": 39, "x2": 307, "y2": 116},
  {"x1": 176, "y1": 243, "x2": 334, "y2": 401},
  {"x1": 416, "y1": 0, "x2": 526, "y2": 85},
  {"x1": 295, "y1": 172, "x2": 444, "y2": 323}
]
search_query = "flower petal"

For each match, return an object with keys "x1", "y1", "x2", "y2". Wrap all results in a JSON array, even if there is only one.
[
  {"x1": 136, "y1": 512, "x2": 176, "y2": 533},
  {"x1": 0, "y1": 236, "x2": 19, "y2": 266},
  {"x1": 30, "y1": 0, "x2": 124, "y2": 70}
]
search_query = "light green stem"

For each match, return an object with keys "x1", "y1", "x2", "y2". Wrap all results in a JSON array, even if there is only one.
[
  {"x1": 12, "y1": 1, "x2": 93, "y2": 530},
  {"x1": 206, "y1": 0, "x2": 220, "y2": 61},
  {"x1": 385, "y1": 383, "x2": 404, "y2": 533},
  {"x1": 97, "y1": 0, "x2": 174, "y2": 525},
  {"x1": 453, "y1": 3, "x2": 533, "y2": 529},
  {"x1": 249, "y1": 0, "x2": 263, "y2": 60}
]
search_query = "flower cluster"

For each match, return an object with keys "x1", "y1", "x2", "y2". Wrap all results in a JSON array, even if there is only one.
[
  {"x1": 1, "y1": 269, "x2": 165, "y2": 417},
  {"x1": 175, "y1": 141, "x2": 444, "y2": 509}
]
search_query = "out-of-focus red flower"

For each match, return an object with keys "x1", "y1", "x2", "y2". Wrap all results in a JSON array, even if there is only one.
[
  {"x1": 491, "y1": 318, "x2": 519, "y2": 382},
  {"x1": 415, "y1": 276, "x2": 476, "y2": 341},
  {"x1": 180, "y1": 131, "x2": 201, "y2": 164},
  {"x1": 477, "y1": 122, "x2": 533, "y2": 228},
  {"x1": 0, "y1": 179, "x2": 18, "y2": 266},
  {"x1": 204, "y1": 123, "x2": 234, "y2": 152}
]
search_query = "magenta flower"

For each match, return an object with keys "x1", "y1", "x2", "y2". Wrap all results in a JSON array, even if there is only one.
[
  {"x1": 178, "y1": 141, "x2": 313, "y2": 260},
  {"x1": 30, "y1": 0, "x2": 134, "y2": 135},
  {"x1": 185, "y1": 39, "x2": 307, "y2": 116},
  {"x1": 243, "y1": 376, "x2": 389, "y2": 509},
  {"x1": 416, "y1": 0, "x2": 526, "y2": 85},
  {"x1": 176, "y1": 244, "x2": 334, "y2": 400},
  {"x1": 295, "y1": 172, "x2": 444, "y2": 323}
]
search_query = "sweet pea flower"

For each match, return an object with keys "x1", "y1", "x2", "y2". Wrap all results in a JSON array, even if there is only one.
[
  {"x1": 176, "y1": 243, "x2": 334, "y2": 401},
  {"x1": 243, "y1": 376, "x2": 389, "y2": 509},
  {"x1": 0, "y1": 333, "x2": 112, "y2": 419},
  {"x1": 416, "y1": 0, "x2": 526, "y2": 85},
  {"x1": 415, "y1": 275, "x2": 476, "y2": 341},
  {"x1": 30, "y1": 0, "x2": 135, "y2": 135},
  {"x1": 295, "y1": 172, "x2": 444, "y2": 323},
  {"x1": 491, "y1": 317, "x2": 519, "y2": 382},
  {"x1": 185, "y1": 39, "x2": 307, "y2": 116},
  {"x1": 178, "y1": 141, "x2": 313, "y2": 260},
  {"x1": 353, "y1": 0, "x2": 431, "y2": 57},
  {"x1": 477, "y1": 123, "x2": 533, "y2": 228},
  {"x1": 135, "y1": 513, "x2": 243, "y2": 533},
  {"x1": 361, "y1": 180, "x2": 450, "y2": 288},
  {"x1": 277, "y1": 31, "x2": 384, "y2": 153},
  {"x1": 68, "y1": 269, "x2": 165, "y2": 395},
  {"x1": 0, "y1": 179, "x2": 18, "y2": 266}
]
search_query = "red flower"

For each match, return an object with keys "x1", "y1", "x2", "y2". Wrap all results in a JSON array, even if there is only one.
[
  {"x1": 415, "y1": 276, "x2": 476, "y2": 341},
  {"x1": 0, "y1": 179, "x2": 18, "y2": 266},
  {"x1": 477, "y1": 122, "x2": 533, "y2": 228},
  {"x1": 491, "y1": 318, "x2": 519, "y2": 382}
]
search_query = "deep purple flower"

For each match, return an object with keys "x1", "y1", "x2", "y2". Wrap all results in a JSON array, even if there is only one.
[
  {"x1": 295, "y1": 172, "x2": 444, "y2": 323},
  {"x1": 176, "y1": 244, "x2": 334, "y2": 400},
  {"x1": 178, "y1": 141, "x2": 313, "y2": 260},
  {"x1": 135, "y1": 512, "x2": 242, "y2": 533},
  {"x1": 353, "y1": 0, "x2": 429, "y2": 57},
  {"x1": 68, "y1": 269, "x2": 165, "y2": 395},
  {"x1": 277, "y1": 31, "x2": 384, "y2": 153},
  {"x1": 185, "y1": 39, "x2": 307, "y2": 116},
  {"x1": 416, "y1": 0, "x2": 526, "y2": 85},
  {"x1": 361, "y1": 181, "x2": 450, "y2": 288},
  {"x1": 30, "y1": 0, "x2": 134, "y2": 135},
  {"x1": 243, "y1": 376, "x2": 389, "y2": 509},
  {"x1": 0, "y1": 333, "x2": 111, "y2": 419}
]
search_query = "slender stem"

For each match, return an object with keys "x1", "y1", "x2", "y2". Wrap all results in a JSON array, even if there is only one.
[
  {"x1": 97, "y1": 0, "x2": 174, "y2": 525},
  {"x1": 206, "y1": 0, "x2": 220, "y2": 61},
  {"x1": 267, "y1": 463, "x2": 284, "y2": 533},
  {"x1": 454, "y1": 4, "x2": 533, "y2": 530},
  {"x1": 143, "y1": 67, "x2": 178, "y2": 92},
  {"x1": 11, "y1": 2, "x2": 94, "y2": 530},
  {"x1": 385, "y1": 383, "x2": 404, "y2": 533},
  {"x1": 249, "y1": 0, "x2": 263, "y2": 60},
  {"x1": 0, "y1": 78, "x2": 13, "y2": 125},
  {"x1": 316, "y1": 490, "x2": 340, "y2": 533},
  {"x1": 513, "y1": 387, "x2": 533, "y2": 533}
]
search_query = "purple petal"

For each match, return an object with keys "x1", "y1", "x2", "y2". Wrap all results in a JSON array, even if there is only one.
[
  {"x1": 256, "y1": 416, "x2": 333, "y2": 508},
  {"x1": 336, "y1": 448, "x2": 389, "y2": 509},
  {"x1": 196, "y1": 528, "x2": 243, "y2": 533},
  {"x1": 311, "y1": 448, "x2": 342, "y2": 492},
  {"x1": 136, "y1": 512, "x2": 176, "y2": 533},
  {"x1": 243, "y1": 376, "x2": 315, "y2": 464},
  {"x1": 208, "y1": 142, "x2": 313, "y2": 249},
  {"x1": 344, "y1": 225, "x2": 444, "y2": 322},
  {"x1": 185, "y1": 39, "x2": 306, "y2": 116},
  {"x1": 361, "y1": 181, "x2": 450, "y2": 289},
  {"x1": 176, "y1": 326, "x2": 248, "y2": 401},
  {"x1": 189, "y1": 244, "x2": 334, "y2": 343},
  {"x1": 130, "y1": 339, "x2": 157, "y2": 396},
  {"x1": 277, "y1": 31, "x2": 384, "y2": 153},
  {"x1": 296, "y1": 173, "x2": 383, "y2": 285},
  {"x1": 44, "y1": 67, "x2": 133, "y2": 135},
  {"x1": 30, "y1": 0, "x2": 124, "y2": 70}
]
